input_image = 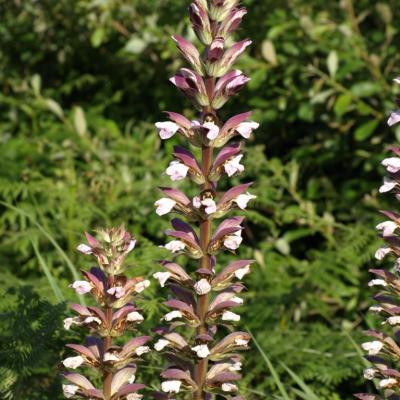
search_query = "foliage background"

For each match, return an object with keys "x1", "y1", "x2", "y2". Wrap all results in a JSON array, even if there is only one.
[{"x1": 1, "y1": 0, "x2": 400, "y2": 398}]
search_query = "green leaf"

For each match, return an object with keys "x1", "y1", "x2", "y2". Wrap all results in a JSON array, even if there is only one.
[
  {"x1": 334, "y1": 93, "x2": 352, "y2": 116},
  {"x1": 354, "y1": 120, "x2": 379, "y2": 141},
  {"x1": 350, "y1": 81, "x2": 380, "y2": 97}
]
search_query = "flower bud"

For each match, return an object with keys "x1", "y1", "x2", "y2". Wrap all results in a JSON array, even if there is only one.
[{"x1": 189, "y1": 1, "x2": 213, "y2": 45}]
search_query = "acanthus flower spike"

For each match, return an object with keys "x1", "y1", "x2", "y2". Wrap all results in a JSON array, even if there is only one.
[
  {"x1": 154, "y1": 0, "x2": 258, "y2": 398},
  {"x1": 61, "y1": 227, "x2": 150, "y2": 399},
  {"x1": 357, "y1": 77, "x2": 400, "y2": 399}
]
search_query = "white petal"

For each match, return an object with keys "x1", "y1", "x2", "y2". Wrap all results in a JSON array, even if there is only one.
[
  {"x1": 70, "y1": 280, "x2": 92, "y2": 295},
  {"x1": 204, "y1": 121, "x2": 220, "y2": 140},
  {"x1": 363, "y1": 368, "x2": 377, "y2": 380},
  {"x1": 379, "y1": 378, "x2": 397, "y2": 388},
  {"x1": 221, "y1": 383, "x2": 238, "y2": 392},
  {"x1": 388, "y1": 110, "x2": 400, "y2": 127},
  {"x1": 368, "y1": 279, "x2": 388, "y2": 287},
  {"x1": 234, "y1": 265, "x2": 250, "y2": 279},
  {"x1": 62, "y1": 384, "x2": 79, "y2": 398},
  {"x1": 164, "y1": 240, "x2": 186, "y2": 253},
  {"x1": 161, "y1": 380, "x2": 182, "y2": 393},
  {"x1": 127, "y1": 311, "x2": 144, "y2": 322},
  {"x1": 191, "y1": 344, "x2": 210, "y2": 358},
  {"x1": 361, "y1": 340, "x2": 383, "y2": 355},
  {"x1": 387, "y1": 316, "x2": 400, "y2": 325},
  {"x1": 224, "y1": 234, "x2": 243, "y2": 250},
  {"x1": 153, "y1": 271, "x2": 172, "y2": 287},
  {"x1": 235, "y1": 192, "x2": 256, "y2": 209},
  {"x1": 222, "y1": 311, "x2": 240, "y2": 322},
  {"x1": 135, "y1": 346, "x2": 150, "y2": 356},
  {"x1": 104, "y1": 352, "x2": 120, "y2": 362},
  {"x1": 107, "y1": 286, "x2": 126, "y2": 298},
  {"x1": 382, "y1": 157, "x2": 400, "y2": 173},
  {"x1": 192, "y1": 196, "x2": 202, "y2": 208},
  {"x1": 135, "y1": 279, "x2": 150, "y2": 293},
  {"x1": 166, "y1": 161, "x2": 189, "y2": 181},
  {"x1": 62, "y1": 355, "x2": 84, "y2": 369},
  {"x1": 164, "y1": 310, "x2": 183, "y2": 321},
  {"x1": 154, "y1": 339, "x2": 170, "y2": 351},
  {"x1": 375, "y1": 246, "x2": 392, "y2": 260},
  {"x1": 155, "y1": 121, "x2": 180, "y2": 139},
  {"x1": 201, "y1": 198, "x2": 217, "y2": 214},
  {"x1": 194, "y1": 279, "x2": 212, "y2": 295},
  {"x1": 376, "y1": 220, "x2": 398, "y2": 236},
  {"x1": 234, "y1": 338, "x2": 249, "y2": 346},
  {"x1": 379, "y1": 177, "x2": 396, "y2": 193},
  {"x1": 155, "y1": 198, "x2": 176, "y2": 216},
  {"x1": 224, "y1": 155, "x2": 244, "y2": 177},
  {"x1": 77, "y1": 243, "x2": 92, "y2": 254},
  {"x1": 236, "y1": 121, "x2": 259, "y2": 138}
]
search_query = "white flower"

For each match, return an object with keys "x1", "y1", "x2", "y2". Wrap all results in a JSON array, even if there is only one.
[
  {"x1": 361, "y1": 341, "x2": 383, "y2": 355},
  {"x1": 164, "y1": 240, "x2": 186, "y2": 253},
  {"x1": 134, "y1": 279, "x2": 150, "y2": 293},
  {"x1": 221, "y1": 383, "x2": 238, "y2": 392},
  {"x1": 204, "y1": 121, "x2": 220, "y2": 140},
  {"x1": 222, "y1": 311, "x2": 240, "y2": 322},
  {"x1": 127, "y1": 311, "x2": 144, "y2": 322},
  {"x1": 376, "y1": 221, "x2": 398, "y2": 236},
  {"x1": 126, "y1": 240, "x2": 136, "y2": 252},
  {"x1": 388, "y1": 111, "x2": 400, "y2": 127},
  {"x1": 224, "y1": 230, "x2": 242, "y2": 250},
  {"x1": 379, "y1": 177, "x2": 397, "y2": 193},
  {"x1": 382, "y1": 157, "x2": 400, "y2": 173},
  {"x1": 155, "y1": 121, "x2": 180, "y2": 139},
  {"x1": 153, "y1": 271, "x2": 172, "y2": 287},
  {"x1": 107, "y1": 286, "x2": 126, "y2": 298},
  {"x1": 191, "y1": 344, "x2": 210, "y2": 358},
  {"x1": 128, "y1": 374, "x2": 136, "y2": 384},
  {"x1": 164, "y1": 310, "x2": 183, "y2": 321},
  {"x1": 154, "y1": 339, "x2": 170, "y2": 351},
  {"x1": 161, "y1": 380, "x2": 182, "y2": 393},
  {"x1": 104, "y1": 352, "x2": 120, "y2": 362},
  {"x1": 70, "y1": 280, "x2": 92, "y2": 295},
  {"x1": 235, "y1": 338, "x2": 249, "y2": 346},
  {"x1": 229, "y1": 362, "x2": 242, "y2": 371},
  {"x1": 235, "y1": 192, "x2": 256, "y2": 209},
  {"x1": 231, "y1": 296, "x2": 244, "y2": 304},
  {"x1": 375, "y1": 246, "x2": 392, "y2": 260},
  {"x1": 224, "y1": 155, "x2": 244, "y2": 177},
  {"x1": 236, "y1": 121, "x2": 259, "y2": 138},
  {"x1": 369, "y1": 306, "x2": 383, "y2": 313},
  {"x1": 194, "y1": 279, "x2": 212, "y2": 295},
  {"x1": 63, "y1": 317, "x2": 81, "y2": 330},
  {"x1": 166, "y1": 161, "x2": 189, "y2": 181},
  {"x1": 234, "y1": 265, "x2": 250, "y2": 280},
  {"x1": 126, "y1": 394, "x2": 142, "y2": 400},
  {"x1": 62, "y1": 384, "x2": 79, "y2": 398},
  {"x1": 76, "y1": 243, "x2": 92, "y2": 254},
  {"x1": 379, "y1": 378, "x2": 397, "y2": 388},
  {"x1": 84, "y1": 316, "x2": 101, "y2": 325},
  {"x1": 363, "y1": 368, "x2": 377, "y2": 380},
  {"x1": 368, "y1": 279, "x2": 388, "y2": 287},
  {"x1": 155, "y1": 198, "x2": 176, "y2": 216},
  {"x1": 387, "y1": 316, "x2": 400, "y2": 326},
  {"x1": 202, "y1": 198, "x2": 217, "y2": 214},
  {"x1": 192, "y1": 196, "x2": 201, "y2": 208},
  {"x1": 135, "y1": 346, "x2": 150, "y2": 356},
  {"x1": 62, "y1": 355, "x2": 84, "y2": 369}
]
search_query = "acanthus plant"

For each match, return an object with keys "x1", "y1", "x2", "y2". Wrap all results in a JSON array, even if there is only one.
[
  {"x1": 61, "y1": 227, "x2": 151, "y2": 400},
  {"x1": 153, "y1": 0, "x2": 258, "y2": 399},
  {"x1": 356, "y1": 78, "x2": 400, "y2": 400}
]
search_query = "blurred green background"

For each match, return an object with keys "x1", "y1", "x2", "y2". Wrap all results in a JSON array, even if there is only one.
[{"x1": 1, "y1": 0, "x2": 400, "y2": 398}]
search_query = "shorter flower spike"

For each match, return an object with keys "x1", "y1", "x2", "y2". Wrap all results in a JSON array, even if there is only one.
[{"x1": 62, "y1": 227, "x2": 150, "y2": 399}]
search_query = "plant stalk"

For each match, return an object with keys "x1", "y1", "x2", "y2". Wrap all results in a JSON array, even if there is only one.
[
  {"x1": 103, "y1": 277, "x2": 114, "y2": 400},
  {"x1": 194, "y1": 144, "x2": 213, "y2": 400}
]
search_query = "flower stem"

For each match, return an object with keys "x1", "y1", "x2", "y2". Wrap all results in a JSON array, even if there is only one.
[
  {"x1": 103, "y1": 277, "x2": 114, "y2": 400},
  {"x1": 194, "y1": 144, "x2": 213, "y2": 400}
]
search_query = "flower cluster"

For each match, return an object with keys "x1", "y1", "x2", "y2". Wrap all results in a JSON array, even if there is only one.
[
  {"x1": 153, "y1": 1, "x2": 257, "y2": 399},
  {"x1": 61, "y1": 227, "x2": 150, "y2": 400},
  {"x1": 356, "y1": 78, "x2": 400, "y2": 399}
]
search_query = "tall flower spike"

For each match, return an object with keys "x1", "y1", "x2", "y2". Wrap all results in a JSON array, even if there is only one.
[
  {"x1": 356, "y1": 77, "x2": 400, "y2": 399},
  {"x1": 154, "y1": 1, "x2": 257, "y2": 399},
  {"x1": 62, "y1": 227, "x2": 150, "y2": 400}
]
